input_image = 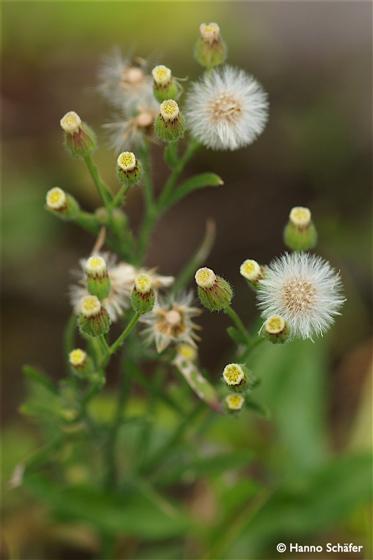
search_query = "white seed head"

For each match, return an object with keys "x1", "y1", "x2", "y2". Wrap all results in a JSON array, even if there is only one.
[
  {"x1": 223, "y1": 363, "x2": 244, "y2": 386},
  {"x1": 80, "y1": 295, "x2": 101, "y2": 318},
  {"x1": 257, "y1": 252, "x2": 345, "y2": 340},
  {"x1": 135, "y1": 273, "x2": 152, "y2": 294},
  {"x1": 195, "y1": 267, "x2": 216, "y2": 289},
  {"x1": 46, "y1": 187, "x2": 66, "y2": 210},
  {"x1": 240, "y1": 259, "x2": 261, "y2": 282},
  {"x1": 200, "y1": 22, "x2": 220, "y2": 44},
  {"x1": 85, "y1": 255, "x2": 107, "y2": 275},
  {"x1": 264, "y1": 314, "x2": 286, "y2": 335},
  {"x1": 123, "y1": 66, "x2": 145, "y2": 84},
  {"x1": 60, "y1": 111, "x2": 81, "y2": 134},
  {"x1": 152, "y1": 65, "x2": 172, "y2": 86},
  {"x1": 136, "y1": 111, "x2": 154, "y2": 128},
  {"x1": 225, "y1": 393, "x2": 244, "y2": 411},
  {"x1": 165, "y1": 309, "x2": 182, "y2": 326},
  {"x1": 289, "y1": 206, "x2": 311, "y2": 227},
  {"x1": 69, "y1": 348, "x2": 87, "y2": 367},
  {"x1": 117, "y1": 151, "x2": 136, "y2": 171},
  {"x1": 160, "y1": 99, "x2": 179, "y2": 121},
  {"x1": 177, "y1": 343, "x2": 197, "y2": 362},
  {"x1": 185, "y1": 66, "x2": 268, "y2": 151}
]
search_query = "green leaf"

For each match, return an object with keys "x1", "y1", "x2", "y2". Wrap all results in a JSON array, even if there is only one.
[
  {"x1": 227, "y1": 326, "x2": 247, "y2": 346},
  {"x1": 245, "y1": 396, "x2": 270, "y2": 418},
  {"x1": 165, "y1": 172, "x2": 223, "y2": 209},
  {"x1": 23, "y1": 365, "x2": 57, "y2": 393}
]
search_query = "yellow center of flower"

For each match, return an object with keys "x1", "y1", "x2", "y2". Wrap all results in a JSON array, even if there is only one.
[
  {"x1": 80, "y1": 295, "x2": 101, "y2": 317},
  {"x1": 135, "y1": 273, "x2": 152, "y2": 294},
  {"x1": 60, "y1": 111, "x2": 81, "y2": 134},
  {"x1": 289, "y1": 206, "x2": 311, "y2": 227},
  {"x1": 265, "y1": 315, "x2": 286, "y2": 334},
  {"x1": 46, "y1": 187, "x2": 66, "y2": 210},
  {"x1": 225, "y1": 393, "x2": 244, "y2": 411},
  {"x1": 200, "y1": 22, "x2": 220, "y2": 43},
  {"x1": 69, "y1": 348, "x2": 87, "y2": 367},
  {"x1": 177, "y1": 344, "x2": 197, "y2": 362},
  {"x1": 195, "y1": 267, "x2": 216, "y2": 289},
  {"x1": 86, "y1": 255, "x2": 106, "y2": 275},
  {"x1": 240, "y1": 259, "x2": 261, "y2": 281},
  {"x1": 117, "y1": 151, "x2": 136, "y2": 171},
  {"x1": 152, "y1": 65, "x2": 172, "y2": 86},
  {"x1": 160, "y1": 99, "x2": 179, "y2": 121},
  {"x1": 223, "y1": 363, "x2": 244, "y2": 386}
]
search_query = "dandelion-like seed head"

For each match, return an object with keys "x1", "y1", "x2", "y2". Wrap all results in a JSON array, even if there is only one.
[
  {"x1": 85, "y1": 255, "x2": 107, "y2": 275},
  {"x1": 200, "y1": 22, "x2": 220, "y2": 44},
  {"x1": 257, "y1": 252, "x2": 345, "y2": 340},
  {"x1": 152, "y1": 65, "x2": 172, "y2": 86},
  {"x1": 123, "y1": 66, "x2": 145, "y2": 85},
  {"x1": 240, "y1": 259, "x2": 261, "y2": 282},
  {"x1": 60, "y1": 111, "x2": 81, "y2": 134},
  {"x1": 195, "y1": 267, "x2": 216, "y2": 289},
  {"x1": 265, "y1": 314, "x2": 286, "y2": 335},
  {"x1": 185, "y1": 66, "x2": 268, "y2": 151},
  {"x1": 289, "y1": 206, "x2": 311, "y2": 228},
  {"x1": 80, "y1": 295, "x2": 101, "y2": 317},
  {"x1": 136, "y1": 111, "x2": 154, "y2": 128},
  {"x1": 117, "y1": 151, "x2": 136, "y2": 171},
  {"x1": 69, "y1": 348, "x2": 87, "y2": 367},
  {"x1": 46, "y1": 187, "x2": 66, "y2": 210},
  {"x1": 160, "y1": 99, "x2": 179, "y2": 121},
  {"x1": 225, "y1": 393, "x2": 244, "y2": 411},
  {"x1": 177, "y1": 343, "x2": 197, "y2": 362},
  {"x1": 135, "y1": 273, "x2": 152, "y2": 294},
  {"x1": 223, "y1": 363, "x2": 244, "y2": 386}
]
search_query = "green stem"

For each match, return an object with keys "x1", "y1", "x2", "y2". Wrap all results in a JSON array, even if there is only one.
[
  {"x1": 139, "y1": 142, "x2": 155, "y2": 211},
  {"x1": 109, "y1": 312, "x2": 141, "y2": 356},
  {"x1": 83, "y1": 153, "x2": 113, "y2": 209},
  {"x1": 225, "y1": 305, "x2": 251, "y2": 345}
]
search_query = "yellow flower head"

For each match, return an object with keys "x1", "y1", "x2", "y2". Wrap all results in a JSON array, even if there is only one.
[
  {"x1": 225, "y1": 393, "x2": 244, "y2": 411},
  {"x1": 117, "y1": 151, "x2": 136, "y2": 172},
  {"x1": 46, "y1": 187, "x2": 66, "y2": 210},
  {"x1": 86, "y1": 255, "x2": 107, "y2": 275},
  {"x1": 69, "y1": 348, "x2": 87, "y2": 367},
  {"x1": 60, "y1": 111, "x2": 81, "y2": 134},
  {"x1": 177, "y1": 343, "x2": 197, "y2": 362},
  {"x1": 135, "y1": 273, "x2": 152, "y2": 294},
  {"x1": 160, "y1": 99, "x2": 179, "y2": 122},
  {"x1": 200, "y1": 22, "x2": 220, "y2": 44},
  {"x1": 289, "y1": 206, "x2": 311, "y2": 228},
  {"x1": 195, "y1": 267, "x2": 216, "y2": 289},
  {"x1": 223, "y1": 363, "x2": 245, "y2": 386},
  {"x1": 80, "y1": 295, "x2": 101, "y2": 318},
  {"x1": 265, "y1": 314, "x2": 286, "y2": 335},
  {"x1": 240, "y1": 259, "x2": 261, "y2": 282},
  {"x1": 152, "y1": 65, "x2": 172, "y2": 86}
]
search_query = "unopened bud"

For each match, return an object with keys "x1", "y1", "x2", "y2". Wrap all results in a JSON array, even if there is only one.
[
  {"x1": 176, "y1": 343, "x2": 198, "y2": 363},
  {"x1": 85, "y1": 255, "x2": 111, "y2": 300},
  {"x1": 284, "y1": 206, "x2": 317, "y2": 251},
  {"x1": 152, "y1": 65, "x2": 179, "y2": 102},
  {"x1": 195, "y1": 267, "x2": 232, "y2": 311},
  {"x1": 263, "y1": 314, "x2": 289, "y2": 344},
  {"x1": 225, "y1": 393, "x2": 245, "y2": 412},
  {"x1": 240, "y1": 259, "x2": 265, "y2": 287},
  {"x1": 68, "y1": 348, "x2": 93, "y2": 377},
  {"x1": 78, "y1": 295, "x2": 111, "y2": 337},
  {"x1": 116, "y1": 151, "x2": 142, "y2": 187},
  {"x1": 60, "y1": 111, "x2": 96, "y2": 158},
  {"x1": 194, "y1": 22, "x2": 227, "y2": 69},
  {"x1": 155, "y1": 100, "x2": 185, "y2": 143},
  {"x1": 45, "y1": 187, "x2": 79, "y2": 220},
  {"x1": 131, "y1": 273, "x2": 155, "y2": 314}
]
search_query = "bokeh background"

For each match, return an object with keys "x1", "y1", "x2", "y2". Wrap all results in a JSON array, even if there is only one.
[{"x1": 1, "y1": 1, "x2": 372, "y2": 559}]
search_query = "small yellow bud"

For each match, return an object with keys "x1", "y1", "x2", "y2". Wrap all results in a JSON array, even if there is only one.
[
  {"x1": 46, "y1": 187, "x2": 66, "y2": 210},
  {"x1": 60, "y1": 111, "x2": 81, "y2": 134},
  {"x1": 265, "y1": 315, "x2": 286, "y2": 335},
  {"x1": 177, "y1": 343, "x2": 197, "y2": 362},
  {"x1": 289, "y1": 206, "x2": 311, "y2": 228},
  {"x1": 80, "y1": 295, "x2": 101, "y2": 318},
  {"x1": 200, "y1": 22, "x2": 220, "y2": 44},
  {"x1": 195, "y1": 267, "x2": 216, "y2": 289},
  {"x1": 223, "y1": 363, "x2": 245, "y2": 386},
  {"x1": 69, "y1": 348, "x2": 87, "y2": 368},
  {"x1": 134, "y1": 273, "x2": 152, "y2": 294},
  {"x1": 152, "y1": 65, "x2": 172, "y2": 86},
  {"x1": 85, "y1": 255, "x2": 107, "y2": 276},
  {"x1": 240, "y1": 259, "x2": 261, "y2": 282},
  {"x1": 160, "y1": 99, "x2": 179, "y2": 122},
  {"x1": 117, "y1": 151, "x2": 136, "y2": 172},
  {"x1": 225, "y1": 393, "x2": 245, "y2": 411}
]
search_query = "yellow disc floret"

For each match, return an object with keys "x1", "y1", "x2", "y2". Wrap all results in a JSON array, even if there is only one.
[
  {"x1": 117, "y1": 151, "x2": 136, "y2": 172},
  {"x1": 80, "y1": 295, "x2": 101, "y2": 317},
  {"x1": 135, "y1": 273, "x2": 152, "y2": 294},
  {"x1": 265, "y1": 314, "x2": 286, "y2": 335},
  {"x1": 152, "y1": 65, "x2": 172, "y2": 86},
  {"x1": 223, "y1": 363, "x2": 244, "y2": 386},
  {"x1": 60, "y1": 111, "x2": 81, "y2": 134},
  {"x1": 160, "y1": 99, "x2": 179, "y2": 121},
  {"x1": 289, "y1": 206, "x2": 311, "y2": 228},
  {"x1": 46, "y1": 187, "x2": 66, "y2": 210},
  {"x1": 225, "y1": 393, "x2": 245, "y2": 411},
  {"x1": 177, "y1": 343, "x2": 197, "y2": 362},
  {"x1": 69, "y1": 348, "x2": 87, "y2": 367},
  {"x1": 86, "y1": 255, "x2": 107, "y2": 275},
  {"x1": 200, "y1": 22, "x2": 220, "y2": 44},
  {"x1": 240, "y1": 259, "x2": 261, "y2": 282},
  {"x1": 195, "y1": 267, "x2": 216, "y2": 289}
]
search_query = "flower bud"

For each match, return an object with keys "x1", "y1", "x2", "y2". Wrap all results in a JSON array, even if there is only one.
[
  {"x1": 85, "y1": 255, "x2": 111, "y2": 300},
  {"x1": 194, "y1": 22, "x2": 227, "y2": 69},
  {"x1": 78, "y1": 295, "x2": 111, "y2": 337},
  {"x1": 195, "y1": 267, "x2": 233, "y2": 311},
  {"x1": 131, "y1": 273, "x2": 155, "y2": 314},
  {"x1": 225, "y1": 393, "x2": 245, "y2": 413},
  {"x1": 68, "y1": 348, "x2": 93, "y2": 377},
  {"x1": 284, "y1": 206, "x2": 317, "y2": 251},
  {"x1": 263, "y1": 314, "x2": 289, "y2": 344},
  {"x1": 222, "y1": 363, "x2": 247, "y2": 390},
  {"x1": 45, "y1": 187, "x2": 80, "y2": 220},
  {"x1": 152, "y1": 65, "x2": 179, "y2": 102},
  {"x1": 60, "y1": 111, "x2": 96, "y2": 158},
  {"x1": 176, "y1": 343, "x2": 198, "y2": 363},
  {"x1": 116, "y1": 151, "x2": 142, "y2": 187},
  {"x1": 155, "y1": 100, "x2": 185, "y2": 143},
  {"x1": 240, "y1": 259, "x2": 265, "y2": 287}
]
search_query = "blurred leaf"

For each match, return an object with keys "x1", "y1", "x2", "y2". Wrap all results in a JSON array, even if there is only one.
[
  {"x1": 165, "y1": 173, "x2": 223, "y2": 209},
  {"x1": 227, "y1": 326, "x2": 247, "y2": 346},
  {"x1": 245, "y1": 396, "x2": 270, "y2": 418},
  {"x1": 23, "y1": 365, "x2": 57, "y2": 394}
]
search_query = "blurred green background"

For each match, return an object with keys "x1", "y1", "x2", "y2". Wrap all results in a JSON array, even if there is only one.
[{"x1": 1, "y1": 1, "x2": 372, "y2": 559}]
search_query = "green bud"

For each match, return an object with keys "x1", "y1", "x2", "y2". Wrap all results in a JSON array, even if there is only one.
[
  {"x1": 85, "y1": 255, "x2": 111, "y2": 300},
  {"x1": 45, "y1": 187, "x2": 80, "y2": 220},
  {"x1": 263, "y1": 315, "x2": 289, "y2": 344},
  {"x1": 60, "y1": 111, "x2": 96, "y2": 158},
  {"x1": 239, "y1": 259, "x2": 265, "y2": 288},
  {"x1": 195, "y1": 267, "x2": 233, "y2": 311},
  {"x1": 78, "y1": 295, "x2": 111, "y2": 337},
  {"x1": 116, "y1": 151, "x2": 142, "y2": 187},
  {"x1": 284, "y1": 207, "x2": 317, "y2": 251},
  {"x1": 131, "y1": 273, "x2": 155, "y2": 314},
  {"x1": 155, "y1": 100, "x2": 185, "y2": 143},
  {"x1": 194, "y1": 22, "x2": 227, "y2": 69}
]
